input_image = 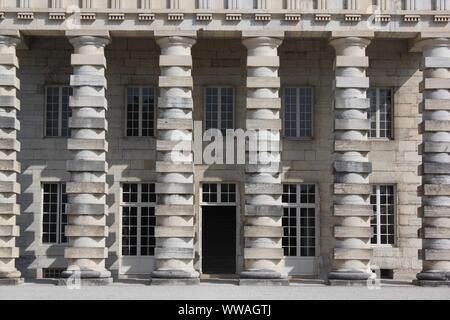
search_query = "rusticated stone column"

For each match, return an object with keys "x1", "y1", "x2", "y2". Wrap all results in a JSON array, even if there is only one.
[
  {"x1": 152, "y1": 31, "x2": 199, "y2": 285},
  {"x1": 416, "y1": 37, "x2": 450, "y2": 287},
  {"x1": 328, "y1": 36, "x2": 374, "y2": 285},
  {"x1": 241, "y1": 32, "x2": 288, "y2": 285},
  {"x1": 0, "y1": 31, "x2": 23, "y2": 286},
  {"x1": 61, "y1": 31, "x2": 112, "y2": 285}
]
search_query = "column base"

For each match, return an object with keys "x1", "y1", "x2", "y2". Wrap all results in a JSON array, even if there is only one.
[
  {"x1": 327, "y1": 271, "x2": 372, "y2": 286},
  {"x1": 239, "y1": 270, "x2": 289, "y2": 286},
  {"x1": 150, "y1": 278, "x2": 200, "y2": 286},
  {"x1": 0, "y1": 278, "x2": 24, "y2": 286},
  {"x1": 57, "y1": 277, "x2": 113, "y2": 287},
  {"x1": 415, "y1": 272, "x2": 450, "y2": 287}
]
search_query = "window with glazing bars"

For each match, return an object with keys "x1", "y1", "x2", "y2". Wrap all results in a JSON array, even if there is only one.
[
  {"x1": 202, "y1": 183, "x2": 237, "y2": 204},
  {"x1": 122, "y1": 183, "x2": 156, "y2": 256},
  {"x1": 45, "y1": 86, "x2": 72, "y2": 137},
  {"x1": 204, "y1": 87, "x2": 234, "y2": 134},
  {"x1": 368, "y1": 88, "x2": 393, "y2": 139},
  {"x1": 283, "y1": 87, "x2": 313, "y2": 138},
  {"x1": 42, "y1": 183, "x2": 67, "y2": 244},
  {"x1": 282, "y1": 184, "x2": 317, "y2": 257},
  {"x1": 126, "y1": 87, "x2": 155, "y2": 137},
  {"x1": 371, "y1": 185, "x2": 396, "y2": 245}
]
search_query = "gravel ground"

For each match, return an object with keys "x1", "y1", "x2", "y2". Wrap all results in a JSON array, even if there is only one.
[{"x1": 0, "y1": 282, "x2": 449, "y2": 300}]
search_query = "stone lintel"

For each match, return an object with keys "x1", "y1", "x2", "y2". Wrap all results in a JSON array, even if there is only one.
[
  {"x1": 154, "y1": 30, "x2": 197, "y2": 39},
  {"x1": 65, "y1": 30, "x2": 110, "y2": 39}
]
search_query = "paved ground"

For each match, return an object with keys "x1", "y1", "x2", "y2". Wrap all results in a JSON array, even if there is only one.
[{"x1": 0, "y1": 281, "x2": 449, "y2": 300}]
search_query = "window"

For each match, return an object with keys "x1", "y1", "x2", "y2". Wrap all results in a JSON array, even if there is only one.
[
  {"x1": 282, "y1": 184, "x2": 317, "y2": 257},
  {"x1": 126, "y1": 87, "x2": 155, "y2": 137},
  {"x1": 283, "y1": 87, "x2": 313, "y2": 138},
  {"x1": 42, "y1": 183, "x2": 67, "y2": 244},
  {"x1": 204, "y1": 87, "x2": 234, "y2": 134},
  {"x1": 121, "y1": 183, "x2": 156, "y2": 257},
  {"x1": 42, "y1": 268, "x2": 64, "y2": 279},
  {"x1": 45, "y1": 86, "x2": 72, "y2": 137},
  {"x1": 368, "y1": 88, "x2": 393, "y2": 139},
  {"x1": 371, "y1": 185, "x2": 396, "y2": 245},
  {"x1": 201, "y1": 183, "x2": 237, "y2": 204}
]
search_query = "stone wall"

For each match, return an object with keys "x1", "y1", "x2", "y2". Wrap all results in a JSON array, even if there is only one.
[{"x1": 15, "y1": 36, "x2": 422, "y2": 280}]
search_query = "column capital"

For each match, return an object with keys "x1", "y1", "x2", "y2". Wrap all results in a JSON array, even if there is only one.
[
  {"x1": 329, "y1": 37, "x2": 371, "y2": 55},
  {"x1": 156, "y1": 35, "x2": 197, "y2": 49},
  {"x1": 242, "y1": 36, "x2": 283, "y2": 50},
  {"x1": 0, "y1": 30, "x2": 21, "y2": 47},
  {"x1": 416, "y1": 38, "x2": 450, "y2": 52}
]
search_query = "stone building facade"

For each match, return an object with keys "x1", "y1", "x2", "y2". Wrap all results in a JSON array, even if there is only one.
[{"x1": 0, "y1": 0, "x2": 449, "y2": 286}]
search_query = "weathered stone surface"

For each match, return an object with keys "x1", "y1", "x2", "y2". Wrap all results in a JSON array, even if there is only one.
[
  {"x1": 335, "y1": 76, "x2": 369, "y2": 89},
  {"x1": 155, "y1": 247, "x2": 194, "y2": 259},
  {"x1": 334, "y1": 98, "x2": 370, "y2": 110},
  {"x1": 69, "y1": 117, "x2": 108, "y2": 130},
  {"x1": 66, "y1": 182, "x2": 107, "y2": 194},
  {"x1": 334, "y1": 226, "x2": 373, "y2": 238},
  {"x1": 158, "y1": 97, "x2": 193, "y2": 109},
  {"x1": 157, "y1": 140, "x2": 192, "y2": 151},
  {"x1": 159, "y1": 76, "x2": 193, "y2": 88},
  {"x1": 423, "y1": 57, "x2": 450, "y2": 69},
  {"x1": 157, "y1": 118, "x2": 193, "y2": 130},
  {"x1": 424, "y1": 120, "x2": 450, "y2": 132},
  {"x1": 424, "y1": 184, "x2": 450, "y2": 196},
  {"x1": 335, "y1": 140, "x2": 370, "y2": 152},
  {"x1": 0, "y1": 225, "x2": 20, "y2": 237},
  {"x1": 424, "y1": 249, "x2": 450, "y2": 261},
  {"x1": 335, "y1": 56, "x2": 369, "y2": 68},
  {"x1": 69, "y1": 96, "x2": 108, "y2": 109},
  {"x1": 65, "y1": 247, "x2": 108, "y2": 259},
  {"x1": 244, "y1": 226, "x2": 282, "y2": 238},
  {"x1": 424, "y1": 99, "x2": 450, "y2": 110},
  {"x1": 0, "y1": 203, "x2": 20, "y2": 215},
  {"x1": 334, "y1": 161, "x2": 372, "y2": 174},
  {"x1": 156, "y1": 183, "x2": 193, "y2": 195},
  {"x1": 424, "y1": 142, "x2": 450, "y2": 153},
  {"x1": 66, "y1": 204, "x2": 107, "y2": 216},
  {"x1": 0, "y1": 182, "x2": 20, "y2": 194},
  {"x1": 0, "y1": 116, "x2": 20, "y2": 130},
  {"x1": 68, "y1": 139, "x2": 108, "y2": 151},
  {"x1": 71, "y1": 54, "x2": 106, "y2": 67},
  {"x1": 0, "y1": 74, "x2": 20, "y2": 89},
  {"x1": 246, "y1": 97, "x2": 281, "y2": 110},
  {"x1": 246, "y1": 77, "x2": 280, "y2": 89},
  {"x1": 0, "y1": 96, "x2": 20, "y2": 109},
  {"x1": 334, "y1": 183, "x2": 372, "y2": 195},
  {"x1": 334, "y1": 248, "x2": 372, "y2": 260},
  {"x1": 155, "y1": 205, "x2": 194, "y2": 216},
  {"x1": 155, "y1": 226, "x2": 194, "y2": 238},
  {"x1": 67, "y1": 160, "x2": 108, "y2": 172},
  {"x1": 244, "y1": 248, "x2": 284, "y2": 259},
  {"x1": 246, "y1": 119, "x2": 282, "y2": 130},
  {"x1": 423, "y1": 227, "x2": 450, "y2": 239},
  {"x1": 423, "y1": 206, "x2": 450, "y2": 218},
  {"x1": 422, "y1": 78, "x2": 450, "y2": 90},
  {"x1": 65, "y1": 225, "x2": 109, "y2": 237},
  {"x1": 156, "y1": 162, "x2": 193, "y2": 173},
  {"x1": 335, "y1": 119, "x2": 370, "y2": 131},
  {"x1": 334, "y1": 204, "x2": 373, "y2": 217},
  {"x1": 159, "y1": 55, "x2": 192, "y2": 67},
  {"x1": 245, "y1": 183, "x2": 282, "y2": 195},
  {"x1": 247, "y1": 56, "x2": 280, "y2": 67},
  {"x1": 245, "y1": 205, "x2": 283, "y2": 217},
  {"x1": 70, "y1": 74, "x2": 107, "y2": 87}
]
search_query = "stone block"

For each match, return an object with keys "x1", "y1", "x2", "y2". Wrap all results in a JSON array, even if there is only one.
[
  {"x1": 157, "y1": 118, "x2": 193, "y2": 130},
  {"x1": 0, "y1": 96, "x2": 20, "y2": 109},
  {"x1": 158, "y1": 97, "x2": 193, "y2": 109},
  {"x1": 65, "y1": 247, "x2": 108, "y2": 259},
  {"x1": 66, "y1": 182, "x2": 107, "y2": 195},
  {"x1": 245, "y1": 183, "x2": 282, "y2": 195},
  {"x1": 71, "y1": 54, "x2": 106, "y2": 67},
  {"x1": 424, "y1": 120, "x2": 450, "y2": 132},
  {"x1": 67, "y1": 160, "x2": 107, "y2": 173},
  {"x1": 65, "y1": 225, "x2": 109, "y2": 237},
  {"x1": 69, "y1": 117, "x2": 108, "y2": 130},
  {"x1": 0, "y1": 160, "x2": 20, "y2": 172},
  {"x1": 423, "y1": 206, "x2": 450, "y2": 218},
  {"x1": 423, "y1": 57, "x2": 450, "y2": 69},
  {"x1": 424, "y1": 184, "x2": 450, "y2": 196},
  {"x1": 159, "y1": 55, "x2": 192, "y2": 67},
  {"x1": 0, "y1": 247, "x2": 19, "y2": 258},
  {"x1": 66, "y1": 203, "x2": 107, "y2": 216},
  {"x1": 424, "y1": 99, "x2": 450, "y2": 111},
  {"x1": 335, "y1": 119, "x2": 370, "y2": 131},
  {"x1": 0, "y1": 74, "x2": 20, "y2": 89},
  {"x1": 334, "y1": 226, "x2": 372, "y2": 238},
  {"x1": 424, "y1": 162, "x2": 450, "y2": 175},
  {"x1": 0, "y1": 225, "x2": 19, "y2": 237},
  {"x1": 335, "y1": 76, "x2": 369, "y2": 89},
  {"x1": 0, "y1": 182, "x2": 20, "y2": 194},
  {"x1": 69, "y1": 96, "x2": 108, "y2": 109},
  {"x1": 422, "y1": 78, "x2": 450, "y2": 90},
  {"x1": 246, "y1": 164, "x2": 281, "y2": 173},
  {"x1": 0, "y1": 138, "x2": 20, "y2": 151},
  {"x1": 0, "y1": 203, "x2": 20, "y2": 216},
  {"x1": 155, "y1": 205, "x2": 194, "y2": 216},
  {"x1": 246, "y1": 98, "x2": 281, "y2": 110},
  {"x1": 0, "y1": 116, "x2": 20, "y2": 130},
  {"x1": 247, "y1": 56, "x2": 280, "y2": 67},
  {"x1": 423, "y1": 227, "x2": 450, "y2": 239},
  {"x1": 424, "y1": 142, "x2": 450, "y2": 153},
  {"x1": 335, "y1": 56, "x2": 369, "y2": 68},
  {"x1": 334, "y1": 248, "x2": 372, "y2": 260},
  {"x1": 334, "y1": 161, "x2": 372, "y2": 174},
  {"x1": 155, "y1": 247, "x2": 194, "y2": 259},
  {"x1": 156, "y1": 162, "x2": 193, "y2": 173},
  {"x1": 335, "y1": 140, "x2": 370, "y2": 152},
  {"x1": 334, "y1": 98, "x2": 370, "y2": 110},
  {"x1": 159, "y1": 76, "x2": 193, "y2": 88},
  {"x1": 334, "y1": 183, "x2": 372, "y2": 195},
  {"x1": 245, "y1": 205, "x2": 283, "y2": 217},
  {"x1": 246, "y1": 119, "x2": 282, "y2": 130},
  {"x1": 334, "y1": 204, "x2": 373, "y2": 217},
  {"x1": 157, "y1": 140, "x2": 192, "y2": 152},
  {"x1": 244, "y1": 226, "x2": 282, "y2": 238},
  {"x1": 246, "y1": 77, "x2": 280, "y2": 89},
  {"x1": 424, "y1": 249, "x2": 450, "y2": 261},
  {"x1": 155, "y1": 226, "x2": 194, "y2": 238},
  {"x1": 156, "y1": 183, "x2": 193, "y2": 195},
  {"x1": 68, "y1": 139, "x2": 108, "y2": 151},
  {"x1": 70, "y1": 75, "x2": 107, "y2": 88},
  {"x1": 244, "y1": 248, "x2": 283, "y2": 259},
  {"x1": 0, "y1": 54, "x2": 19, "y2": 67}
]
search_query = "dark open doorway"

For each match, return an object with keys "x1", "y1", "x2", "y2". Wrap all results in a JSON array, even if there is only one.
[{"x1": 201, "y1": 206, "x2": 237, "y2": 275}]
